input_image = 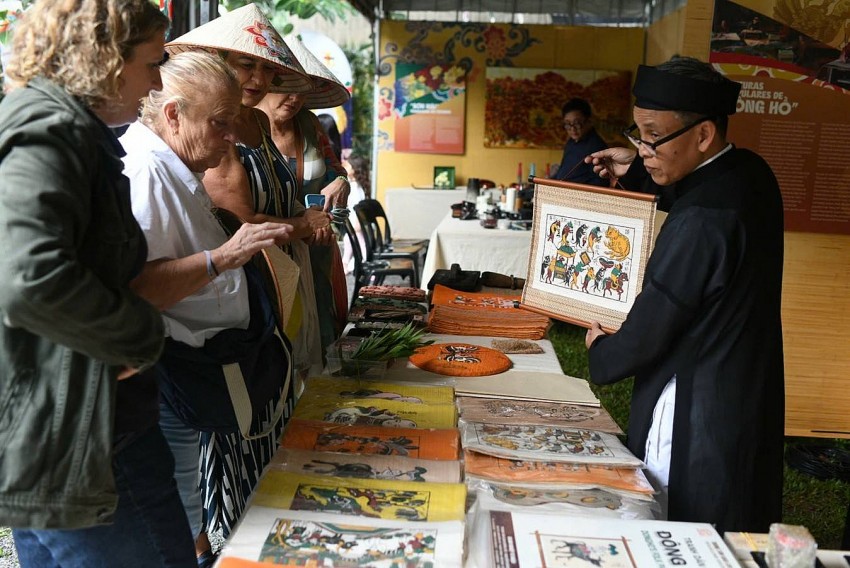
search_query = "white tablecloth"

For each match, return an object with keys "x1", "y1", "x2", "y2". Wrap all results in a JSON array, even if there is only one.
[
  {"x1": 384, "y1": 187, "x2": 467, "y2": 240},
  {"x1": 420, "y1": 213, "x2": 533, "y2": 289}
]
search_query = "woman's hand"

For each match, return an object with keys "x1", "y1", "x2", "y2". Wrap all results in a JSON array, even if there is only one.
[
  {"x1": 216, "y1": 221, "x2": 294, "y2": 271},
  {"x1": 585, "y1": 148, "x2": 636, "y2": 180},
  {"x1": 131, "y1": 221, "x2": 295, "y2": 312},
  {"x1": 307, "y1": 226, "x2": 336, "y2": 247},
  {"x1": 320, "y1": 176, "x2": 350, "y2": 211},
  {"x1": 302, "y1": 206, "x2": 333, "y2": 232}
]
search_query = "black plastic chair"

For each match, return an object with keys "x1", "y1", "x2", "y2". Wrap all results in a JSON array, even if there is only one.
[
  {"x1": 341, "y1": 217, "x2": 417, "y2": 308},
  {"x1": 353, "y1": 202, "x2": 424, "y2": 285},
  {"x1": 354, "y1": 199, "x2": 429, "y2": 255}
]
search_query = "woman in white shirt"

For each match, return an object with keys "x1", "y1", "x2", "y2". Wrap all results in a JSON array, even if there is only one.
[{"x1": 122, "y1": 51, "x2": 293, "y2": 567}]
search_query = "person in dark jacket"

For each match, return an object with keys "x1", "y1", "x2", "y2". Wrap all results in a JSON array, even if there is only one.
[
  {"x1": 553, "y1": 98, "x2": 609, "y2": 186},
  {"x1": 0, "y1": 1, "x2": 197, "y2": 566},
  {"x1": 584, "y1": 56, "x2": 785, "y2": 532}
]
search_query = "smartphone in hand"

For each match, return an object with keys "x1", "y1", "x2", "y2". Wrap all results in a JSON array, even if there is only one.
[{"x1": 305, "y1": 194, "x2": 326, "y2": 208}]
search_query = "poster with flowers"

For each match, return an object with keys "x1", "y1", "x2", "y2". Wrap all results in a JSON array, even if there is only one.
[
  {"x1": 394, "y1": 62, "x2": 466, "y2": 154},
  {"x1": 484, "y1": 67, "x2": 631, "y2": 149}
]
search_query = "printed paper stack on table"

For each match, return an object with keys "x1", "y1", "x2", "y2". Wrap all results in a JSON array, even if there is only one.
[
  {"x1": 460, "y1": 420, "x2": 659, "y2": 520},
  {"x1": 218, "y1": 375, "x2": 467, "y2": 566},
  {"x1": 219, "y1": 508, "x2": 464, "y2": 568},
  {"x1": 291, "y1": 377, "x2": 458, "y2": 429}
]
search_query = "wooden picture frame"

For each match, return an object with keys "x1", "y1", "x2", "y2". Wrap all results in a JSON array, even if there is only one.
[{"x1": 521, "y1": 177, "x2": 664, "y2": 332}]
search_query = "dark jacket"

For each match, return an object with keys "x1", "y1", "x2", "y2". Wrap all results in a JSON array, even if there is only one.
[
  {"x1": 0, "y1": 78, "x2": 164, "y2": 528},
  {"x1": 554, "y1": 128, "x2": 609, "y2": 187},
  {"x1": 589, "y1": 148, "x2": 785, "y2": 532}
]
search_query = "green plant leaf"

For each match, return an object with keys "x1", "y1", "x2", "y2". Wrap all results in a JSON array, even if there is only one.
[{"x1": 350, "y1": 323, "x2": 431, "y2": 361}]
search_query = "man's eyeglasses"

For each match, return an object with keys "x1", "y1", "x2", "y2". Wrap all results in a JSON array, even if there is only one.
[
  {"x1": 622, "y1": 116, "x2": 712, "y2": 157},
  {"x1": 563, "y1": 120, "x2": 586, "y2": 130}
]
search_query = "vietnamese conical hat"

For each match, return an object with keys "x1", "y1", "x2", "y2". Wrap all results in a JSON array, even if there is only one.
[
  {"x1": 165, "y1": 4, "x2": 312, "y2": 94},
  {"x1": 284, "y1": 35, "x2": 350, "y2": 109}
]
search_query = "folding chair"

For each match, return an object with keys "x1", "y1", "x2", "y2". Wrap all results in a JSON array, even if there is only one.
[
  {"x1": 353, "y1": 202, "x2": 425, "y2": 284},
  {"x1": 341, "y1": 217, "x2": 417, "y2": 308},
  {"x1": 354, "y1": 199, "x2": 429, "y2": 255}
]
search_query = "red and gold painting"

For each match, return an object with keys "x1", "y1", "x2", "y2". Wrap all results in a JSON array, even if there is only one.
[{"x1": 484, "y1": 67, "x2": 631, "y2": 149}]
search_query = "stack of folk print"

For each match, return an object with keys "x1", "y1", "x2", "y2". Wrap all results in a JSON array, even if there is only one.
[
  {"x1": 427, "y1": 285, "x2": 550, "y2": 339},
  {"x1": 457, "y1": 396, "x2": 660, "y2": 524},
  {"x1": 217, "y1": 377, "x2": 467, "y2": 568}
]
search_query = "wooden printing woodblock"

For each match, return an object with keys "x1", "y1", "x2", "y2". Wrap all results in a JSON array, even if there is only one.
[
  {"x1": 357, "y1": 285, "x2": 427, "y2": 303},
  {"x1": 347, "y1": 306, "x2": 426, "y2": 322},
  {"x1": 350, "y1": 297, "x2": 428, "y2": 313},
  {"x1": 347, "y1": 306, "x2": 427, "y2": 328}
]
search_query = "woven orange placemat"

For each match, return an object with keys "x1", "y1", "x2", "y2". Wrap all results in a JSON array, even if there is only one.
[{"x1": 409, "y1": 343, "x2": 512, "y2": 377}]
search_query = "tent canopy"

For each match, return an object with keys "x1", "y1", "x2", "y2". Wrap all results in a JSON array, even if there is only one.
[{"x1": 346, "y1": 0, "x2": 685, "y2": 26}]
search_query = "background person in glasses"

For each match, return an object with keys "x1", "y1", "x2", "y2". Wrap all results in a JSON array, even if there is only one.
[
  {"x1": 583, "y1": 56, "x2": 785, "y2": 533},
  {"x1": 552, "y1": 98, "x2": 609, "y2": 186}
]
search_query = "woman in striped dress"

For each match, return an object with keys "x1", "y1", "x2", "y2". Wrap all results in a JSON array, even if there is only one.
[{"x1": 255, "y1": 35, "x2": 353, "y2": 357}]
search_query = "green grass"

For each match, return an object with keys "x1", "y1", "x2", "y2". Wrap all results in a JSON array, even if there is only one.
[
  {"x1": 549, "y1": 320, "x2": 849, "y2": 549},
  {"x1": 0, "y1": 526, "x2": 10, "y2": 558}
]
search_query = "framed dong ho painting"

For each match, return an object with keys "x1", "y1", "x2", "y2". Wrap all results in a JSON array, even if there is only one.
[{"x1": 521, "y1": 177, "x2": 664, "y2": 332}]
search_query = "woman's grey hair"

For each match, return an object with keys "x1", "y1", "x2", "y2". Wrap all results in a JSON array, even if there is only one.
[{"x1": 140, "y1": 51, "x2": 238, "y2": 129}]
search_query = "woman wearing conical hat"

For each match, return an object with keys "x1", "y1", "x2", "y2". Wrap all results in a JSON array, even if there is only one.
[
  {"x1": 256, "y1": 34, "x2": 352, "y2": 359},
  {"x1": 164, "y1": 4, "x2": 330, "y2": 560}
]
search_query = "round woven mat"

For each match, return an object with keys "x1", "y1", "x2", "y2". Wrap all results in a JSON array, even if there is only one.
[{"x1": 409, "y1": 343, "x2": 512, "y2": 377}]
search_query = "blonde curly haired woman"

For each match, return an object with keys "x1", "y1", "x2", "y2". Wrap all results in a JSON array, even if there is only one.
[{"x1": 0, "y1": 1, "x2": 197, "y2": 566}]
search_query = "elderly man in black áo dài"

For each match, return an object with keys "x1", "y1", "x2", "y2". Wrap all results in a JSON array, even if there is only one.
[{"x1": 584, "y1": 56, "x2": 784, "y2": 533}]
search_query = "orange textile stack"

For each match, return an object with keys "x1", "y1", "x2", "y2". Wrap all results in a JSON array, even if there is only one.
[{"x1": 427, "y1": 285, "x2": 550, "y2": 339}]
